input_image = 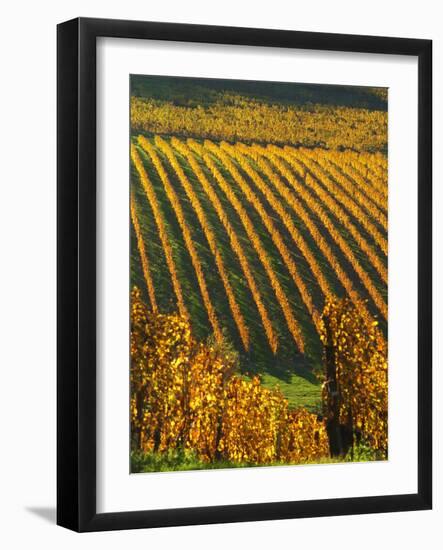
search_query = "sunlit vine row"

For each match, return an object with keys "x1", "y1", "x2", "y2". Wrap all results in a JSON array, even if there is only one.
[
  {"x1": 293, "y1": 148, "x2": 388, "y2": 261},
  {"x1": 343, "y1": 154, "x2": 388, "y2": 206},
  {"x1": 267, "y1": 147, "x2": 388, "y2": 320},
  {"x1": 178, "y1": 138, "x2": 278, "y2": 354},
  {"x1": 370, "y1": 151, "x2": 388, "y2": 171},
  {"x1": 280, "y1": 149, "x2": 388, "y2": 319},
  {"x1": 302, "y1": 148, "x2": 388, "y2": 231},
  {"x1": 219, "y1": 141, "x2": 322, "y2": 333},
  {"x1": 354, "y1": 152, "x2": 388, "y2": 193},
  {"x1": 282, "y1": 148, "x2": 388, "y2": 286},
  {"x1": 131, "y1": 144, "x2": 190, "y2": 322},
  {"x1": 131, "y1": 95, "x2": 387, "y2": 151},
  {"x1": 138, "y1": 136, "x2": 223, "y2": 343},
  {"x1": 237, "y1": 143, "x2": 333, "y2": 299},
  {"x1": 325, "y1": 151, "x2": 387, "y2": 215},
  {"x1": 255, "y1": 145, "x2": 372, "y2": 321},
  {"x1": 130, "y1": 191, "x2": 158, "y2": 312},
  {"x1": 155, "y1": 136, "x2": 250, "y2": 351},
  {"x1": 357, "y1": 156, "x2": 388, "y2": 199},
  {"x1": 204, "y1": 140, "x2": 306, "y2": 352},
  {"x1": 354, "y1": 150, "x2": 387, "y2": 172}
]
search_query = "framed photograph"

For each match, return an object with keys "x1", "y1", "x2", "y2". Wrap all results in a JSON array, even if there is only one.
[{"x1": 57, "y1": 17, "x2": 432, "y2": 532}]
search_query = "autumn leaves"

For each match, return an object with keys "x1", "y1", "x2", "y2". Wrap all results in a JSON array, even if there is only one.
[
  {"x1": 131, "y1": 287, "x2": 330, "y2": 465},
  {"x1": 131, "y1": 136, "x2": 387, "y2": 356}
]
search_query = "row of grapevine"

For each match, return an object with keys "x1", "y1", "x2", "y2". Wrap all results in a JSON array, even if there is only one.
[
  {"x1": 290, "y1": 149, "x2": 388, "y2": 282},
  {"x1": 350, "y1": 151, "x2": 388, "y2": 196},
  {"x1": 323, "y1": 150, "x2": 387, "y2": 215},
  {"x1": 131, "y1": 136, "x2": 387, "y2": 356},
  {"x1": 131, "y1": 94, "x2": 387, "y2": 151},
  {"x1": 321, "y1": 297, "x2": 388, "y2": 455},
  {"x1": 174, "y1": 138, "x2": 279, "y2": 354},
  {"x1": 291, "y1": 149, "x2": 388, "y2": 284},
  {"x1": 130, "y1": 192, "x2": 158, "y2": 312},
  {"x1": 154, "y1": 135, "x2": 250, "y2": 351},
  {"x1": 238, "y1": 143, "x2": 333, "y2": 299},
  {"x1": 253, "y1": 145, "x2": 373, "y2": 321},
  {"x1": 131, "y1": 144, "x2": 190, "y2": 322},
  {"x1": 303, "y1": 148, "x2": 388, "y2": 229},
  {"x1": 138, "y1": 135, "x2": 224, "y2": 343},
  {"x1": 220, "y1": 141, "x2": 323, "y2": 333},
  {"x1": 190, "y1": 138, "x2": 294, "y2": 351},
  {"x1": 264, "y1": 147, "x2": 387, "y2": 320},
  {"x1": 204, "y1": 140, "x2": 306, "y2": 353},
  {"x1": 288, "y1": 148, "x2": 388, "y2": 261},
  {"x1": 268, "y1": 150, "x2": 388, "y2": 319}
]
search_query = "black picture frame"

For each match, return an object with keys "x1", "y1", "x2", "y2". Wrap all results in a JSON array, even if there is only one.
[{"x1": 57, "y1": 17, "x2": 432, "y2": 532}]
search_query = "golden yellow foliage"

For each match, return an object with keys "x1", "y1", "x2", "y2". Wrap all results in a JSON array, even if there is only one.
[
  {"x1": 131, "y1": 286, "x2": 232, "y2": 456},
  {"x1": 131, "y1": 95, "x2": 387, "y2": 151},
  {"x1": 258, "y1": 145, "x2": 373, "y2": 320},
  {"x1": 237, "y1": 143, "x2": 333, "y2": 302},
  {"x1": 305, "y1": 149, "x2": 388, "y2": 230},
  {"x1": 188, "y1": 139, "x2": 281, "y2": 353},
  {"x1": 131, "y1": 144, "x2": 190, "y2": 322},
  {"x1": 295, "y1": 148, "x2": 388, "y2": 262},
  {"x1": 155, "y1": 136, "x2": 250, "y2": 351},
  {"x1": 130, "y1": 192, "x2": 157, "y2": 312},
  {"x1": 320, "y1": 297, "x2": 388, "y2": 456},
  {"x1": 206, "y1": 140, "x2": 305, "y2": 353},
  {"x1": 221, "y1": 141, "x2": 322, "y2": 334},
  {"x1": 218, "y1": 376, "x2": 289, "y2": 464},
  {"x1": 138, "y1": 136, "x2": 223, "y2": 343},
  {"x1": 284, "y1": 408, "x2": 330, "y2": 463},
  {"x1": 131, "y1": 287, "x2": 330, "y2": 465},
  {"x1": 174, "y1": 138, "x2": 278, "y2": 354},
  {"x1": 322, "y1": 150, "x2": 387, "y2": 218},
  {"x1": 131, "y1": 286, "x2": 193, "y2": 453},
  {"x1": 272, "y1": 147, "x2": 388, "y2": 321}
]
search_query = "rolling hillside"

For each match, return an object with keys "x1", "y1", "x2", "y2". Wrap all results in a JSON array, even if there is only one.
[{"x1": 130, "y1": 135, "x2": 387, "y2": 410}]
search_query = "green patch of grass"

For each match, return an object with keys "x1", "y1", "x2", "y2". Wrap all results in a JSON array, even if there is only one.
[
  {"x1": 130, "y1": 440, "x2": 383, "y2": 474},
  {"x1": 130, "y1": 75, "x2": 387, "y2": 111},
  {"x1": 130, "y1": 449, "x2": 250, "y2": 473},
  {"x1": 261, "y1": 371, "x2": 322, "y2": 412}
]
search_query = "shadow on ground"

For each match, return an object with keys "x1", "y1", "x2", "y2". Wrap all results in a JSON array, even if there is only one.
[{"x1": 26, "y1": 507, "x2": 56, "y2": 524}]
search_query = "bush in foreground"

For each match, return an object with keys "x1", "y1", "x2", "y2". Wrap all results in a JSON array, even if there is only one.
[
  {"x1": 130, "y1": 287, "x2": 329, "y2": 466},
  {"x1": 320, "y1": 297, "x2": 388, "y2": 458},
  {"x1": 131, "y1": 289, "x2": 387, "y2": 468}
]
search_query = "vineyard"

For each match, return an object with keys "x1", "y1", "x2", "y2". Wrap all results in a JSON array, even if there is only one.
[
  {"x1": 129, "y1": 77, "x2": 388, "y2": 471},
  {"x1": 130, "y1": 134, "x2": 387, "y2": 415},
  {"x1": 131, "y1": 77, "x2": 387, "y2": 152}
]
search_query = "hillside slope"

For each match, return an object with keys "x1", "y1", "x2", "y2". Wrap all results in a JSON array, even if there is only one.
[{"x1": 130, "y1": 135, "x2": 387, "y2": 408}]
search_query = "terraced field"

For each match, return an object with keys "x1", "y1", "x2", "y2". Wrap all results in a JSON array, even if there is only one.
[{"x1": 130, "y1": 135, "x2": 387, "y2": 410}]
